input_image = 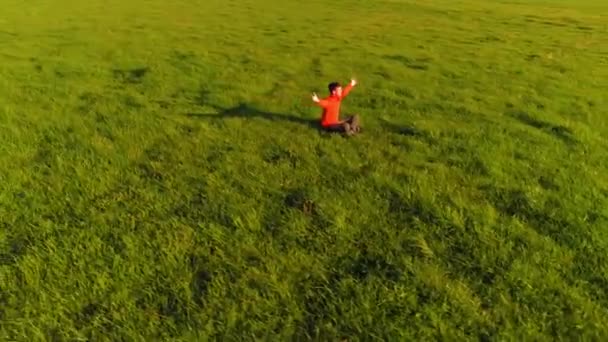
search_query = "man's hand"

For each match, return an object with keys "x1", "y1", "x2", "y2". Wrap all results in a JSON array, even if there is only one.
[
  {"x1": 350, "y1": 79, "x2": 357, "y2": 86},
  {"x1": 312, "y1": 93, "x2": 320, "y2": 103}
]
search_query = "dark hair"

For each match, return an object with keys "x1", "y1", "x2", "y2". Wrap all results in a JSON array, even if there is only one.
[{"x1": 328, "y1": 82, "x2": 341, "y2": 93}]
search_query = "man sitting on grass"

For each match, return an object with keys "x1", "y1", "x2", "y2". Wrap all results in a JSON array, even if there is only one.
[{"x1": 312, "y1": 79, "x2": 360, "y2": 135}]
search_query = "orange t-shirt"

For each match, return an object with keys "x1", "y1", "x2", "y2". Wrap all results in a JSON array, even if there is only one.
[{"x1": 318, "y1": 84, "x2": 353, "y2": 127}]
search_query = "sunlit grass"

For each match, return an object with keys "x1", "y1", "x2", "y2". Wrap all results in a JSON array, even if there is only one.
[{"x1": 1, "y1": 0, "x2": 607, "y2": 339}]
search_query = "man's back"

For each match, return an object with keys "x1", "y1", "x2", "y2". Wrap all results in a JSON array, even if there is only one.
[{"x1": 319, "y1": 95, "x2": 342, "y2": 127}]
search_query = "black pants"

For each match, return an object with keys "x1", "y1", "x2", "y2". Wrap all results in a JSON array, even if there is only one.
[{"x1": 324, "y1": 115, "x2": 361, "y2": 135}]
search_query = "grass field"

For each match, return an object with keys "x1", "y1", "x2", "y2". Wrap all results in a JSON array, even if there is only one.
[{"x1": 1, "y1": 0, "x2": 608, "y2": 339}]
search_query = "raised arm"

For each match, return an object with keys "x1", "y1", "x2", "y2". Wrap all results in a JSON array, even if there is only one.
[
  {"x1": 341, "y1": 79, "x2": 357, "y2": 98},
  {"x1": 312, "y1": 93, "x2": 329, "y2": 107}
]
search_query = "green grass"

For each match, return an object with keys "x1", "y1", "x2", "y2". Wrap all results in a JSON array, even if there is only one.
[{"x1": 1, "y1": 0, "x2": 608, "y2": 339}]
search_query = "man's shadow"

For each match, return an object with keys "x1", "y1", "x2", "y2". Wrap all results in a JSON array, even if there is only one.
[{"x1": 185, "y1": 103, "x2": 319, "y2": 129}]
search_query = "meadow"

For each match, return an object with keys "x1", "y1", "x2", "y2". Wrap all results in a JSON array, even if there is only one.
[{"x1": 1, "y1": 0, "x2": 607, "y2": 339}]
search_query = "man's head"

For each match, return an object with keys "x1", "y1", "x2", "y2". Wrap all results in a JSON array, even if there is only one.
[{"x1": 328, "y1": 82, "x2": 342, "y2": 97}]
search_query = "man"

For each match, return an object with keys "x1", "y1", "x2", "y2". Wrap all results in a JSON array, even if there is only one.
[{"x1": 312, "y1": 79, "x2": 360, "y2": 135}]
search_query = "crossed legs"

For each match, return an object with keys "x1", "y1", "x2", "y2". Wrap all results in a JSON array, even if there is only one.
[{"x1": 324, "y1": 114, "x2": 361, "y2": 135}]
